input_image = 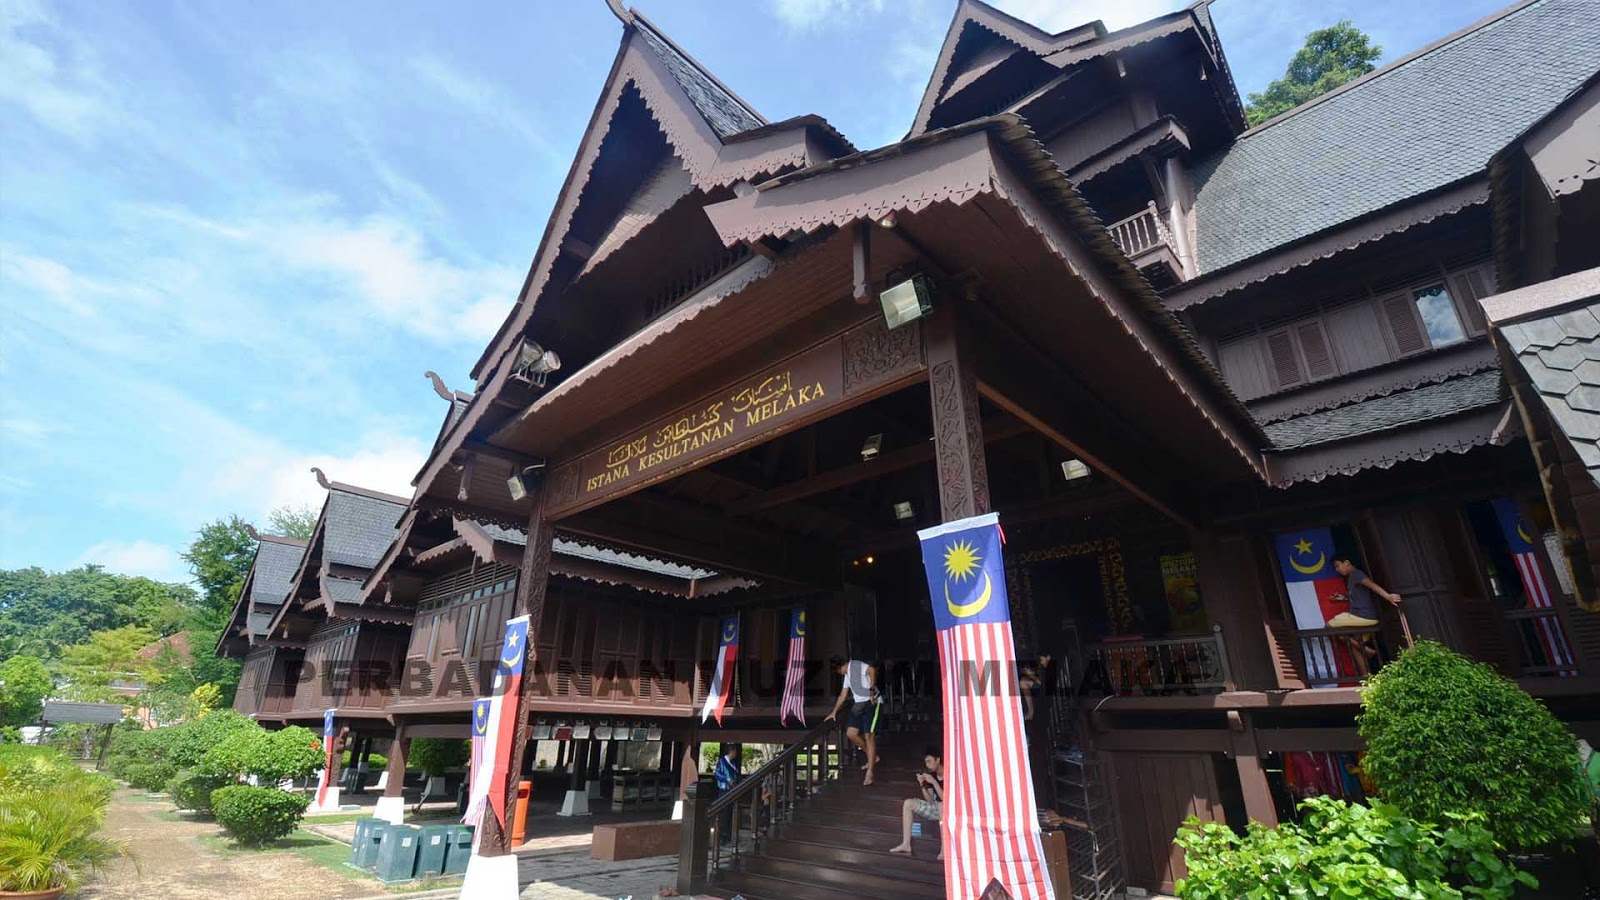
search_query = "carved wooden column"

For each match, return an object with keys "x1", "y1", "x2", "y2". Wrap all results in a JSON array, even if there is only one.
[
  {"x1": 478, "y1": 485, "x2": 557, "y2": 856},
  {"x1": 925, "y1": 303, "x2": 991, "y2": 522}
]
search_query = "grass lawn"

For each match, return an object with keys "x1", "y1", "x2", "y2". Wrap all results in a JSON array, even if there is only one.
[{"x1": 199, "y1": 828, "x2": 464, "y2": 894}]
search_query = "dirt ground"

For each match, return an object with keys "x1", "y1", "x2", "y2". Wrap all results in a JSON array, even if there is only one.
[{"x1": 81, "y1": 789, "x2": 375, "y2": 900}]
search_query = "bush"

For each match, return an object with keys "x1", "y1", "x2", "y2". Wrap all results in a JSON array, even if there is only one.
[
  {"x1": 162, "y1": 709, "x2": 257, "y2": 769},
  {"x1": 342, "y1": 750, "x2": 387, "y2": 771},
  {"x1": 1359, "y1": 641, "x2": 1586, "y2": 848},
  {"x1": 210, "y1": 785, "x2": 308, "y2": 846},
  {"x1": 200, "y1": 725, "x2": 322, "y2": 783},
  {"x1": 0, "y1": 745, "x2": 114, "y2": 807},
  {"x1": 1175, "y1": 797, "x2": 1537, "y2": 899},
  {"x1": 409, "y1": 738, "x2": 468, "y2": 775},
  {"x1": 0, "y1": 789, "x2": 131, "y2": 893},
  {"x1": 121, "y1": 759, "x2": 179, "y2": 792},
  {"x1": 167, "y1": 770, "x2": 232, "y2": 815}
]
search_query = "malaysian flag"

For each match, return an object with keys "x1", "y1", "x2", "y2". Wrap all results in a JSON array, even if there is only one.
[
  {"x1": 700, "y1": 615, "x2": 739, "y2": 724},
  {"x1": 1492, "y1": 498, "x2": 1576, "y2": 675},
  {"x1": 919, "y1": 512, "x2": 1054, "y2": 900},
  {"x1": 315, "y1": 709, "x2": 336, "y2": 807},
  {"x1": 484, "y1": 615, "x2": 530, "y2": 827},
  {"x1": 780, "y1": 609, "x2": 807, "y2": 726},
  {"x1": 462, "y1": 698, "x2": 492, "y2": 827}
]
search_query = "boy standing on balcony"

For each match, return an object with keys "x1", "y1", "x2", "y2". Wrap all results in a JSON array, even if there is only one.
[{"x1": 1330, "y1": 555, "x2": 1402, "y2": 670}]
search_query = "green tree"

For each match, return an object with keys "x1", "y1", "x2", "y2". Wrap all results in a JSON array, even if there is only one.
[
  {"x1": 1359, "y1": 642, "x2": 1586, "y2": 849},
  {"x1": 57, "y1": 625, "x2": 158, "y2": 701},
  {"x1": 267, "y1": 505, "x2": 318, "y2": 541},
  {"x1": 1245, "y1": 22, "x2": 1381, "y2": 126},
  {"x1": 181, "y1": 517, "x2": 257, "y2": 622},
  {"x1": 0, "y1": 566, "x2": 199, "y2": 658},
  {"x1": 0, "y1": 656, "x2": 53, "y2": 727}
]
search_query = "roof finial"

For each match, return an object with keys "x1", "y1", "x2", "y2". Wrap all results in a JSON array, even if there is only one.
[
  {"x1": 425, "y1": 370, "x2": 453, "y2": 401},
  {"x1": 244, "y1": 524, "x2": 262, "y2": 541},
  {"x1": 604, "y1": 0, "x2": 631, "y2": 24},
  {"x1": 311, "y1": 466, "x2": 331, "y2": 489}
]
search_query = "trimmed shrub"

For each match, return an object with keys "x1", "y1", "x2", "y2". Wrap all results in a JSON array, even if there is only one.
[
  {"x1": 200, "y1": 725, "x2": 322, "y2": 783},
  {"x1": 166, "y1": 770, "x2": 232, "y2": 815},
  {"x1": 1359, "y1": 641, "x2": 1586, "y2": 848},
  {"x1": 210, "y1": 785, "x2": 308, "y2": 846},
  {"x1": 121, "y1": 759, "x2": 179, "y2": 792},
  {"x1": 409, "y1": 738, "x2": 468, "y2": 776},
  {"x1": 1175, "y1": 797, "x2": 1536, "y2": 899},
  {"x1": 0, "y1": 745, "x2": 115, "y2": 807},
  {"x1": 162, "y1": 709, "x2": 257, "y2": 768}
]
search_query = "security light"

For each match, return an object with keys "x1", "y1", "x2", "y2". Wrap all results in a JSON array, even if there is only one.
[
  {"x1": 893, "y1": 501, "x2": 915, "y2": 521},
  {"x1": 860, "y1": 433, "x2": 883, "y2": 461},
  {"x1": 506, "y1": 461, "x2": 548, "y2": 501},
  {"x1": 513, "y1": 340, "x2": 562, "y2": 387},
  {"x1": 1061, "y1": 459, "x2": 1091, "y2": 481},
  {"x1": 879, "y1": 273, "x2": 934, "y2": 330}
]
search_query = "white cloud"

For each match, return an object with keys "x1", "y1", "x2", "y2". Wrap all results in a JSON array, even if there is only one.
[
  {"x1": 990, "y1": 0, "x2": 1185, "y2": 32},
  {"x1": 409, "y1": 54, "x2": 558, "y2": 158},
  {"x1": 254, "y1": 435, "x2": 428, "y2": 516},
  {"x1": 0, "y1": 417, "x2": 59, "y2": 443},
  {"x1": 772, "y1": 0, "x2": 888, "y2": 31},
  {"x1": 0, "y1": 0, "x2": 110, "y2": 140},
  {"x1": 72, "y1": 539, "x2": 187, "y2": 582}
]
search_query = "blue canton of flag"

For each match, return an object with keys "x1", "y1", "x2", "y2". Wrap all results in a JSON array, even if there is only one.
[
  {"x1": 780, "y1": 609, "x2": 808, "y2": 726},
  {"x1": 1273, "y1": 528, "x2": 1337, "y2": 583},
  {"x1": 922, "y1": 513, "x2": 1012, "y2": 632},
  {"x1": 499, "y1": 618, "x2": 529, "y2": 677},
  {"x1": 1492, "y1": 497, "x2": 1538, "y2": 553}
]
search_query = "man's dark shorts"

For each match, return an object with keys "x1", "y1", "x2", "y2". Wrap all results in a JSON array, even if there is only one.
[{"x1": 845, "y1": 700, "x2": 880, "y2": 734}]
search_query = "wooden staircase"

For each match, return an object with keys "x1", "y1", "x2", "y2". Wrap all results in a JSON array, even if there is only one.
[{"x1": 711, "y1": 738, "x2": 946, "y2": 900}]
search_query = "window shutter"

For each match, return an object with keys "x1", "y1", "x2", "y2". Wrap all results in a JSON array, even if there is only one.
[
  {"x1": 1264, "y1": 328, "x2": 1305, "y2": 390},
  {"x1": 1294, "y1": 320, "x2": 1337, "y2": 380},
  {"x1": 1381, "y1": 294, "x2": 1428, "y2": 355},
  {"x1": 1449, "y1": 266, "x2": 1495, "y2": 335}
]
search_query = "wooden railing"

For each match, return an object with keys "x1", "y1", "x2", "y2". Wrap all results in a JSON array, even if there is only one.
[
  {"x1": 1107, "y1": 202, "x2": 1174, "y2": 259},
  {"x1": 676, "y1": 719, "x2": 844, "y2": 895},
  {"x1": 1087, "y1": 625, "x2": 1233, "y2": 696},
  {"x1": 1504, "y1": 607, "x2": 1579, "y2": 677},
  {"x1": 1296, "y1": 626, "x2": 1390, "y2": 688}
]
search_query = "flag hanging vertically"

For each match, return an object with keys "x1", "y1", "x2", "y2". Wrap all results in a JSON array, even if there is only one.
[
  {"x1": 780, "y1": 609, "x2": 808, "y2": 726},
  {"x1": 918, "y1": 512, "x2": 1055, "y2": 900},
  {"x1": 484, "y1": 615, "x2": 530, "y2": 828},
  {"x1": 1492, "y1": 498, "x2": 1576, "y2": 675},
  {"x1": 316, "y1": 709, "x2": 336, "y2": 807},
  {"x1": 1273, "y1": 529, "x2": 1355, "y2": 686},
  {"x1": 700, "y1": 615, "x2": 739, "y2": 724},
  {"x1": 462, "y1": 698, "x2": 492, "y2": 827}
]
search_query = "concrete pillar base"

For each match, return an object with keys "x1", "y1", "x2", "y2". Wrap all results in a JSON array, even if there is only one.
[
  {"x1": 307, "y1": 786, "x2": 342, "y2": 815},
  {"x1": 671, "y1": 799, "x2": 684, "y2": 821},
  {"x1": 459, "y1": 850, "x2": 519, "y2": 899},
  {"x1": 373, "y1": 794, "x2": 406, "y2": 825},
  {"x1": 373, "y1": 771, "x2": 389, "y2": 792},
  {"x1": 557, "y1": 789, "x2": 591, "y2": 817}
]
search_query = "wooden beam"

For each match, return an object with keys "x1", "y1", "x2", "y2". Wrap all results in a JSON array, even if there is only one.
[
  {"x1": 925, "y1": 303, "x2": 991, "y2": 521},
  {"x1": 731, "y1": 416, "x2": 1030, "y2": 514}
]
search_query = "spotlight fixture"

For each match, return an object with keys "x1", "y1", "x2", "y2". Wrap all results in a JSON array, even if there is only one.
[
  {"x1": 893, "y1": 500, "x2": 915, "y2": 521},
  {"x1": 865, "y1": 555, "x2": 875, "y2": 564},
  {"x1": 860, "y1": 433, "x2": 884, "y2": 461},
  {"x1": 1061, "y1": 459, "x2": 1091, "y2": 481},
  {"x1": 512, "y1": 339, "x2": 562, "y2": 387},
  {"x1": 506, "y1": 460, "x2": 548, "y2": 501},
  {"x1": 878, "y1": 273, "x2": 934, "y2": 330}
]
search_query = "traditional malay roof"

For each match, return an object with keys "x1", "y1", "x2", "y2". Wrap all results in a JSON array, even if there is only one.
[
  {"x1": 1187, "y1": 0, "x2": 1600, "y2": 286},
  {"x1": 215, "y1": 532, "x2": 308, "y2": 656},
  {"x1": 1487, "y1": 268, "x2": 1600, "y2": 473},
  {"x1": 1263, "y1": 371, "x2": 1505, "y2": 452}
]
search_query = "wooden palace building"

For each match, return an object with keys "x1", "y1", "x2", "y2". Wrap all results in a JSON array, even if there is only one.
[{"x1": 214, "y1": 0, "x2": 1600, "y2": 895}]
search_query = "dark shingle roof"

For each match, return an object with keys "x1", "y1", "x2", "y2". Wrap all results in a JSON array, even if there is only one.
[
  {"x1": 1192, "y1": 0, "x2": 1600, "y2": 274},
  {"x1": 1264, "y1": 370, "x2": 1505, "y2": 450},
  {"x1": 324, "y1": 489, "x2": 407, "y2": 569},
  {"x1": 476, "y1": 521, "x2": 714, "y2": 580},
  {"x1": 323, "y1": 577, "x2": 365, "y2": 605},
  {"x1": 634, "y1": 17, "x2": 764, "y2": 139},
  {"x1": 1500, "y1": 298, "x2": 1600, "y2": 472},
  {"x1": 248, "y1": 539, "x2": 305, "y2": 613}
]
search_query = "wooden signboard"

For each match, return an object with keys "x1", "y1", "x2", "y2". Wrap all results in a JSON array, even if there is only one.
[{"x1": 545, "y1": 317, "x2": 925, "y2": 518}]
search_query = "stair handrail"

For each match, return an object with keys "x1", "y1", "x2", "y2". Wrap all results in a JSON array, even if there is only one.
[{"x1": 677, "y1": 717, "x2": 844, "y2": 895}]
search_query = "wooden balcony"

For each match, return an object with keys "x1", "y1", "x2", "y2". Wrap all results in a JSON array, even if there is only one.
[
  {"x1": 1084, "y1": 626, "x2": 1234, "y2": 696},
  {"x1": 1107, "y1": 202, "x2": 1184, "y2": 289}
]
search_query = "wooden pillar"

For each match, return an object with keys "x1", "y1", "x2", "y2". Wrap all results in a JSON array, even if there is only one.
[
  {"x1": 555, "y1": 742, "x2": 567, "y2": 771},
  {"x1": 925, "y1": 303, "x2": 991, "y2": 522},
  {"x1": 479, "y1": 486, "x2": 557, "y2": 857},
  {"x1": 678, "y1": 743, "x2": 700, "y2": 799},
  {"x1": 571, "y1": 740, "x2": 590, "y2": 790},
  {"x1": 383, "y1": 725, "x2": 409, "y2": 798},
  {"x1": 1190, "y1": 530, "x2": 1278, "y2": 691},
  {"x1": 1228, "y1": 713, "x2": 1277, "y2": 828}
]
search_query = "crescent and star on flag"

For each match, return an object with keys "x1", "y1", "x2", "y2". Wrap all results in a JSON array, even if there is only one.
[
  {"x1": 1288, "y1": 536, "x2": 1328, "y2": 576},
  {"x1": 794, "y1": 610, "x2": 806, "y2": 637},
  {"x1": 943, "y1": 538, "x2": 993, "y2": 619}
]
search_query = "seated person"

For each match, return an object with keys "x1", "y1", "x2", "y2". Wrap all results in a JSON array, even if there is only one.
[{"x1": 889, "y1": 747, "x2": 944, "y2": 859}]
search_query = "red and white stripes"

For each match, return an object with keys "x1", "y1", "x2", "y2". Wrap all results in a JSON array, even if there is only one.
[{"x1": 1512, "y1": 551, "x2": 1576, "y2": 676}]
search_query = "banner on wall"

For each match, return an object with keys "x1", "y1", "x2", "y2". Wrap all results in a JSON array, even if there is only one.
[
  {"x1": 918, "y1": 512, "x2": 1055, "y2": 900},
  {"x1": 779, "y1": 609, "x2": 807, "y2": 726},
  {"x1": 700, "y1": 615, "x2": 739, "y2": 724},
  {"x1": 1159, "y1": 551, "x2": 1209, "y2": 634}
]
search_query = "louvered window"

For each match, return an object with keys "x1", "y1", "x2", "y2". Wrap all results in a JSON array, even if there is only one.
[
  {"x1": 1264, "y1": 328, "x2": 1304, "y2": 390},
  {"x1": 1447, "y1": 264, "x2": 1496, "y2": 336},
  {"x1": 1294, "y1": 320, "x2": 1336, "y2": 380},
  {"x1": 1381, "y1": 293, "x2": 1429, "y2": 356}
]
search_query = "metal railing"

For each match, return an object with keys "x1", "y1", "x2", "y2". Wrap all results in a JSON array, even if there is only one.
[
  {"x1": 1296, "y1": 626, "x2": 1388, "y2": 688},
  {"x1": 676, "y1": 719, "x2": 844, "y2": 895},
  {"x1": 1086, "y1": 625, "x2": 1233, "y2": 696},
  {"x1": 1504, "y1": 607, "x2": 1579, "y2": 677},
  {"x1": 1107, "y1": 202, "x2": 1175, "y2": 259}
]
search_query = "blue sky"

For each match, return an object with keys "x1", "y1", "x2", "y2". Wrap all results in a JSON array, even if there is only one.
[{"x1": 0, "y1": 0, "x2": 1510, "y2": 583}]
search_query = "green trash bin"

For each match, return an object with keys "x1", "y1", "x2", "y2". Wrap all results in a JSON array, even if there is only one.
[
  {"x1": 415, "y1": 824, "x2": 451, "y2": 878},
  {"x1": 351, "y1": 818, "x2": 389, "y2": 871},
  {"x1": 375, "y1": 824, "x2": 420, "y2": 883},
  {"x1": 442, "y1": 824, "x2": 474, "y2": 876}
]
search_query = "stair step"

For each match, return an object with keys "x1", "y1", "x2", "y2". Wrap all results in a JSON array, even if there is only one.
[
  {"x1": 713, "y1": 869, "x2": 873, "y2": 900},
  {"x1": 763, "y1": 837, "x2": 945, "y2": 881},
  {"x1": 780, "y1": 819, "x2": 942, "y2": 848},
  {"x1": 741, "y1": 853, "x2": 945, "y2": 898}
]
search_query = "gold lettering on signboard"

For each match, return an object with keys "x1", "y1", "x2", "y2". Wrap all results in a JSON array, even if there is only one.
[
  {"x1": 745, "y1": 381, "x2": 826, "y2": 427},
  {"x1": 730, "y1": 372, "x2": 792, "y2": 413}
]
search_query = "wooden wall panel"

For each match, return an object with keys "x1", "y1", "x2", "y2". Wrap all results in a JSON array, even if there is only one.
[{"x1": 1111, "y1": 752, "x2": 1226, "y2": 894}]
